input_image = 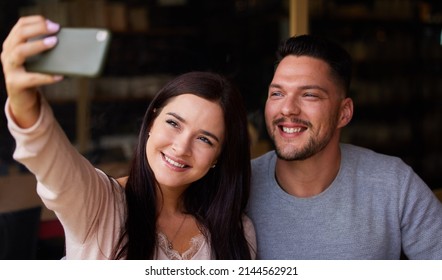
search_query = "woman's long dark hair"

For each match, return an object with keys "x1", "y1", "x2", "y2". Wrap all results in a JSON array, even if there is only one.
[{"x1": 112, "y1": 72, "x2": 252, "y2": 259}]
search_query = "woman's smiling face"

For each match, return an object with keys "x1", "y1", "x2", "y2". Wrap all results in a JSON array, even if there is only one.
[{"x1": 146, "y1": 93, "x2": 225, "y2": 191}]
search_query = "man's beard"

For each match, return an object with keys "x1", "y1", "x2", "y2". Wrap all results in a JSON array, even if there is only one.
[
  {"x1": 274, "y1": 134, "x2": 331, "y2": 161},
  {"x1": 270, "y1": 117, "x2": 338, "y2": 161}
]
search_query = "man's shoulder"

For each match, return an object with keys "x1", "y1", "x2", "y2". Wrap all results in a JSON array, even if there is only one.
[
  {"x1": 250, "y1": 151, "x2": 276, "y2": 183},
  {"x1": 341, "y1": 143, "x2": 404, "y2": 163},
  {"x1": 340, "y1": 143, "x2": 411, "y2": 177},
  {"x1": 251, "y1": 150, "x2": 275, "y2": 166}
]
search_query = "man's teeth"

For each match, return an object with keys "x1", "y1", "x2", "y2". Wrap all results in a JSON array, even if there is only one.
[
  {"x1": 164, "y1": 155, "x2": 185, "y2": 168},
  {"x1": 282, "y1": 127, "x2": 302, "y2": 133}
]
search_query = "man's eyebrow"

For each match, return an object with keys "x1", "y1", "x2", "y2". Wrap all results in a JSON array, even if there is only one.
[
  {"x1": 299, "y1": 85, "x2": 329, "y2": 94},
  {"x1": 269, "y1": 83, "x2": 282, "y2": 90},
  {"x1": 166, "y1": 112, "x2": 220, "y2": 143},
  {"x1": 269, "y1": 83, "x2": 329, "y2": 94}
]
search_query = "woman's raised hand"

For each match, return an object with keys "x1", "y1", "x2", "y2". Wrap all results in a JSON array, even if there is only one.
[{"x1": 1, "y1": 15, "x2": 62, "y2": 128}]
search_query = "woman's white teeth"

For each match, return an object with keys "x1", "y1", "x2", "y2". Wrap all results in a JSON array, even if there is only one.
[
  {"x1": 164, "y1": 155, "x2": 185, "y2": 168},
  {"x1": 282, "y1": 127, "x2": 302, "y2": 133}
]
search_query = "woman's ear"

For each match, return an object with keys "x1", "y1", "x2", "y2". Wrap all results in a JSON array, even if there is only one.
[{"x1": 338, "y1": 98, "x2": 353, "y2": 128}]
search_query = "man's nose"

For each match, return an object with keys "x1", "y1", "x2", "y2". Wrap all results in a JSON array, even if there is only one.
[{"x1": 281, "y1": 95, "x2": 301, "y2": 116}]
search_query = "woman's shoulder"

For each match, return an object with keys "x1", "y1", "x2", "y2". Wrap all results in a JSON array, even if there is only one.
[
  {"x1": 242, "y1": 214, "x2": 253, "y2": 226},
  {"x1": 242, "y1": 214, "x2": 256, "y2": 239},
  {"x1": 116, "y1": 176, "x2": 128, "y2": 188},
  {"x1": 242, "y1": 214, "x2": 257, "y2": 259}
]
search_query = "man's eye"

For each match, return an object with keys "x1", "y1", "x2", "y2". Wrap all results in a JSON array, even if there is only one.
[
  {"x1": 303, "y1": 92, "x2": 319, "y2": 98},
  {"x1": 270, "y1": 91, "x2": 282, "y2": 97}
]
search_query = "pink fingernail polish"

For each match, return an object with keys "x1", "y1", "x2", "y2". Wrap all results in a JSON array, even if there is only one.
[
  {"x1": 53, "y1": 75, "x2": 64, "y2": 81},
  {"x1": 43, "y1": 36, "x2": 58, "y2": 46},
  {"x1": 46, "y1": 19, "x2": 60, "y2": 32}
]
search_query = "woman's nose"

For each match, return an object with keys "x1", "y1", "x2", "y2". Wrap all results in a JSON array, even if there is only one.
[{"x1": 172, "y1": 134, "x2": 192, "y2": 156}]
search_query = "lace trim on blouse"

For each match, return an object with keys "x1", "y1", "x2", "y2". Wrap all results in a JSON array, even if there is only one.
[{"x1": 157, "y1": 232, "x2": 206, "y2": 260}]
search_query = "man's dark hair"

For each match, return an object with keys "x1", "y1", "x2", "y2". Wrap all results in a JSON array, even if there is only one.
[{"x1": 276, "y1": 34, "x2": 353, "y2": 96}]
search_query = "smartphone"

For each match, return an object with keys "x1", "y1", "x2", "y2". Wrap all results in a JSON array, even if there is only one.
[{"x1": 25, "y1": 28, "x2": 111, "y2": 77}]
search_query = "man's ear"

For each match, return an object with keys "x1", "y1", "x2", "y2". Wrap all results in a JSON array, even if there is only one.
[{"x1": 338, "y1": 98, "x2": 353, "y2": 128}]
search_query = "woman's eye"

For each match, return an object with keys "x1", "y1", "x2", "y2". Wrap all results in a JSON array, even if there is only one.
[
  {"x1": 198, "y1": 136, "x2": 213, "y2": 146},
  {"x1": 166, "y1": 119, "x2": 179, "y2": 127}
]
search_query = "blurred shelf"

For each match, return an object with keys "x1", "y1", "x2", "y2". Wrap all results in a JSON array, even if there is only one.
[{"x1": 310, "y1": 0, "x2": 442, "y2": 188}]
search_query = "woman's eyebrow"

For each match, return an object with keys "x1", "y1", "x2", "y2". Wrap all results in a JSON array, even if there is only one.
[{"x1": 166, "y1": 112, "x2": 185, "y2": 122}]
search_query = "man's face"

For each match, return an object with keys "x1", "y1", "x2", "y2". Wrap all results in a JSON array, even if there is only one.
[{"x1": 265, "y1": 55, "x2": 351, "y2": 161}]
